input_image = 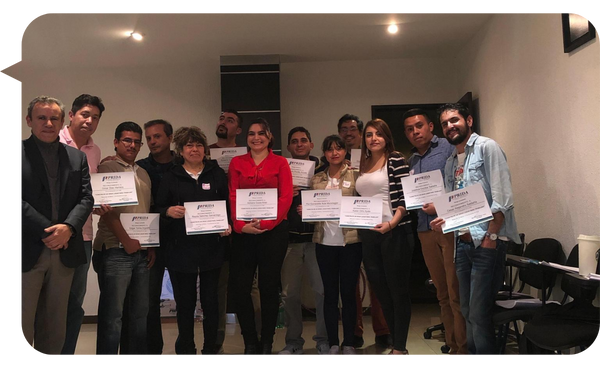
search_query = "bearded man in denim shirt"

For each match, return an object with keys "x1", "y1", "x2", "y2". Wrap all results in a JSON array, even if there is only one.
[{"x1": 430, "y1": 103, "x2": 520, "y2": 354}]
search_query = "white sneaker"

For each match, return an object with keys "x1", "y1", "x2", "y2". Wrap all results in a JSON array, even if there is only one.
[
  {"x1": 278, "y1": 345, "x2": 304, "y2": 354},
  {"x1": 342, "y1": 346, "x2": 356, "y2": 354},
  {"x1": 328, "y1": 345, "x2": 340, "y2": 354}
]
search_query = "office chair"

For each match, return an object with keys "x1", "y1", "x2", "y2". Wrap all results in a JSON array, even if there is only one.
[
  {"x1": 521, "y1": 245, "x2": 600, "y2": 354},
  {"x1": 497, "y1": 233, "x2": 526, "y2": 299},
  {"x1": 493, "y1": 237, "x2": 565, "y2": 353}
]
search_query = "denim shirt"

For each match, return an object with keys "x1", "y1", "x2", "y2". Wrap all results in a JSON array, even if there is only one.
[
  {"x1": 443, "y1": 133, "x2": 520, "y2": 247},
  {"x1": 408, "y1": 135, "x2": 455, "y2": 232}
]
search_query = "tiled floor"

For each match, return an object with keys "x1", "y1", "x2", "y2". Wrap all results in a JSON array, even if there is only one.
[{"x1": 75, "y1": 303, "x2": 468, "y2": 355}]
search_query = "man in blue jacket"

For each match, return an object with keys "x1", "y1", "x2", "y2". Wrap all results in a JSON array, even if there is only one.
[{"x1": 430, "y1": 103, "x2": 520, "y2": 354}]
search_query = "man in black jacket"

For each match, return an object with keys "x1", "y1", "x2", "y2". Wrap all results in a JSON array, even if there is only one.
[{"x1": 22, "y1": 96, "x2": 93, "y2": 353}]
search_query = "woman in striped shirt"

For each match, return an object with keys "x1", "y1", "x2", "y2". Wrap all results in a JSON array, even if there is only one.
[{"x1": 355, "y1": 118, "x2": 414, "y2": 354}]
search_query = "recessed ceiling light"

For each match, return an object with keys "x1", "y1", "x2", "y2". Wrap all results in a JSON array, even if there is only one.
[
  {"x1": 387, "y1": 24, "x2": 399, "y2": 34},
  {"x1": 130, "y1": 32, "x2": 143, "y2": 41}
]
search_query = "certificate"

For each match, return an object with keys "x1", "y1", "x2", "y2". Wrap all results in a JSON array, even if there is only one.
[
  {"x1": 236, "y1": 188, "x2": 278, "y2": 220},
  {"x1": 210, "y1": 147, "x2": 247, "y2": 173},
  {"x1": 184, "y1": 200, "x2": 229, "y2": 235},
  {"x1": 287, "y1": 158, "x2": 316, "y2": 188},
  {"x1": 91, "y1": 171, "x2": 138, "y2": 208},
  {"x1": 350, "y1": 149, "x2": 361, "y2": 169},
  {"x1": 120, "y1": 213, "x2": 160, "y2": 247},
  {"x1": 401, "y1": 170, "x2": 446, "y2": 210},
  {"x1": 431, "y1": 183, "x2": 494, "y2": 234},
  {"x1": 301, "y1": 190, "x2": 342, "y2": 222},
  {"x1": 339, "y1": 196, "x2": 383, "y2": 229}
]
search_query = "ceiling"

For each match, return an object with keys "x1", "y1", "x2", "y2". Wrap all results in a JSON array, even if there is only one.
[{"x1": 17, "y1": 13, "x2": 493, "y2": 70}]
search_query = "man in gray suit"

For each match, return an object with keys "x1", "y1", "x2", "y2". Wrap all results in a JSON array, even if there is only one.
[{"x1": 22, "y1": 95, "x2": 94, "y2": 353}]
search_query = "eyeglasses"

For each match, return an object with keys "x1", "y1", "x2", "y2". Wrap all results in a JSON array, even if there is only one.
[
  {"x1": 120, "y1": 138, "x2": 144, "y2": 147},
  {"x1": 339, "y1": 126, "x2": 358, "y2": 134}
]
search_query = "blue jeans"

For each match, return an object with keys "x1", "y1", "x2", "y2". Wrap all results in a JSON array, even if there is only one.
[
  {"x1": 455, "y1": 239, "x2": 507, "y2": 354},
  {"x1": 95, "y1": 247, "x2": 149, "y2": 354}
]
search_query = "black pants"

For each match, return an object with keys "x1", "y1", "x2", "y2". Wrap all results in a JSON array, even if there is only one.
[
  {"x1": 228, "y1": 221, "x2": 289, "y2": 346},
  {"x1": 169, "y1": 267, "x2": 221, "y2": 354},
  {"x1": 359, "y1": 225, "x2": 414, "y2": 351},
  {"x1": 315, "y1": 242, "x2": 362, "y2": 347},
  {"x1": 147, "y1": 248, "x2": 166, "y2": 354}
]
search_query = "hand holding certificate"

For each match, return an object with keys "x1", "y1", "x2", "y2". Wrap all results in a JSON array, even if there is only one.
[
  {"x1": 339, "y1": 196, "x2": 383, "y2": 229},
  {"x1": 431, "y1": 183, "x2": 493, "y2": 234},
  {"x1": 301, "y1": 190, "x2": 342, "y2": 222},
  {"x1": 91, "y1": 172, "x2": 138, "y2": 208},
  {"x1": 401, "y1": 170, "x2": 445, "y2": 210}
]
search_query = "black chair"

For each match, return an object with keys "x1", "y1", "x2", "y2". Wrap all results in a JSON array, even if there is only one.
[
  {"x1": 493, "y1": 238, "x2": 565, "y2": 353},
  {"x1": 521, "y1": 245, "x2": 600, "y2": 354},
  {"x1": 497, "y1": 233, "x2": 526, "y2": 298}
]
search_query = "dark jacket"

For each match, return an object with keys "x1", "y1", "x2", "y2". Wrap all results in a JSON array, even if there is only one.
[
  {"x1": 288, "y1": 155, "x2": 321, "y2": 243},
  {"x1": 155, "y1": 159, "x2": 229, "y2": 273},
  {"x1": 22, "y1": 136, "x2": 93, "y2": 272}
]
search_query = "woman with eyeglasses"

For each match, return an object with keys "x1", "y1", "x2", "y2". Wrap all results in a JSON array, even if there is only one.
[
  {"x1": 155, "y1": 126, "x2": 230, "y2": 354},
  {"x1": 355, "y1": 119, "x2": 413, "y2": 355},
  {"x1": 227, "y1": 118, "x2": 293, "y2": 354}
]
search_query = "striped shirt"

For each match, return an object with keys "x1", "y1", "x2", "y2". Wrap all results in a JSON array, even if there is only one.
[{"x1": 387, "y1": 152, "x2": 411, "y2": 226}]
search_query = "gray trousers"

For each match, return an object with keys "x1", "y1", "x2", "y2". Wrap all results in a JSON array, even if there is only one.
[
  {"x1": 280, "y1": 242, "x2": 327, "y2": 348},
  {"x1": 22, "y1": 247, "x2": 75, "y2": 354}
]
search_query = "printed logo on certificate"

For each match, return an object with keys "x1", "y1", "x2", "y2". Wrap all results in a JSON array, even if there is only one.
[
  {"x1": 431, "y1": 183, "x2": 494, "y2": 234},
  {"x1": 236, "y1": 188, "x2": 278, "y2": 220},
  {"x1": 301, "y1": 190, "x2": 342, "y2": 222},
  {"x1": 184, "y1": 200, "x2": 229, "y2": 235},
  {"x1": 119, "y1": 213, "x2": 160, "y2": 247},
  {"x1": 339, "y1": 196, "x2": 382, "y2": 229}
]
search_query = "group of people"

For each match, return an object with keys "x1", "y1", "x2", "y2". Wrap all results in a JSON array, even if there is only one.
[{"x1": 22, "y1": 93, "x2": 519, "y2": 355}]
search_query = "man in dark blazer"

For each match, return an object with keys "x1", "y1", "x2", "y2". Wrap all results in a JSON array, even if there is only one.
[{"x1": 22, "y1": 95, "x2": 93, "y2": 354}]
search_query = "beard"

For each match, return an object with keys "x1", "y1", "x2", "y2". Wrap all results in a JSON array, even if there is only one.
[
  {"x1": 446, "y1": 127, "x2": 468, "y2": 146},
  {"x1": 215, "y1": 126, "x2": 228, "y2": 139}
]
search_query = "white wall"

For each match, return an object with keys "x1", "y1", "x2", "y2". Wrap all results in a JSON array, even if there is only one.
[
  {"x1": 454, "y1": 14, "x2": 600, "y2": 256},
  {"x1": 20, "y1": 62, "x2": 222, "y2": 158},
  {"x1": 280, "y1": 57, "x2": 456, "y2": 156}
]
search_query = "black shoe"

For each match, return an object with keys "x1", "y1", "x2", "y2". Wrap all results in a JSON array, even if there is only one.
[
  {"x1": 261, "y1": 342, "x2": 273, "y2": 355},
  {"x1": 244, "y1": 343, "x2": 260, "y2": 354},
  {"x1": 375, "y1": 334, "x2": 392, "y2": 348},
  {"x1": 353, "y1": 335, "x2": 364, "y2": 348}
]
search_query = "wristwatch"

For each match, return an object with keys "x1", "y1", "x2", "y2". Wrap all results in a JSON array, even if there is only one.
[{"x1": 485, "y1": 232, "x2": 498, "y2": 241}]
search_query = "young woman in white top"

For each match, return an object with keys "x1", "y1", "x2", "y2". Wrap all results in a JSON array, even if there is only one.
[{"x1": 355, "y1": 119, "x2": 413, "y2": 354}]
